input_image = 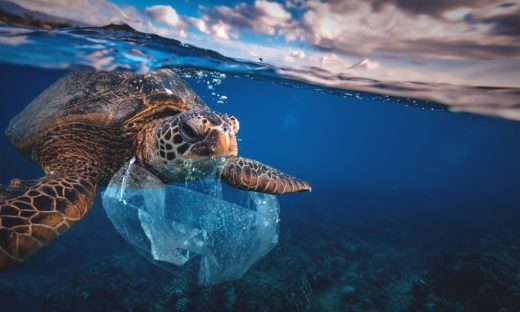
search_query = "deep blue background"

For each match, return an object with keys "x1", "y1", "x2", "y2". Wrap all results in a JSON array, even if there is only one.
[{"x1": 0, "y1": 63, "x2": 519, "y2": 270}]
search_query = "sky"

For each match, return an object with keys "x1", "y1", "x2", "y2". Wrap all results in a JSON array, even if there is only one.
[{"x1": 10, "y1": 0, "x2": 520, "y2": 88}]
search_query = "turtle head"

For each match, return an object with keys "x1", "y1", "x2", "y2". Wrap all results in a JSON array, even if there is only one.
[
  {"x1": 137, "y1": 109, "x2": 239, "y2": 181},
  {"x1": 137, "y1": 109, "x2": 310, "y2": 194}
]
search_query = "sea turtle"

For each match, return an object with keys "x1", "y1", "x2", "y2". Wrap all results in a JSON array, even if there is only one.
[{"x1": 0, "y1": 69, "x2": 311, "y2": 268}]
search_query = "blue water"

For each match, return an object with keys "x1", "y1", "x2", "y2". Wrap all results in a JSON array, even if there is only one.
[
  {"x1": 1, "y1": 62, "x2": 519, "y2": 311},
  {"x1": 1, "y1": 20, "x2": 520, "y2": 312}
]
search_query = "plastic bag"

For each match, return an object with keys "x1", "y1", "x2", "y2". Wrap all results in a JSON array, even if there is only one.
[{"x1": 102, "y1": 158, "x2": 280, "y2": 285}]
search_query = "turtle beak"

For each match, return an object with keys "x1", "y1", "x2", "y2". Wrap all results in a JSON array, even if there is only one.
[{"x1": 210, "y1": 129, "x2": 238, "y2": 158}]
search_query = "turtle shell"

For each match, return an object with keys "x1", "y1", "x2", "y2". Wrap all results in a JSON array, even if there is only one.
[{"x1": 5, "y1": 69, "x2": 208, "y2": 156}]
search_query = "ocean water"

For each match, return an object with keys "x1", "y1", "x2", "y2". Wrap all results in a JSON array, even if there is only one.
[{"x1": 1, "y1": 9, "x2": 520, "y2": 312}]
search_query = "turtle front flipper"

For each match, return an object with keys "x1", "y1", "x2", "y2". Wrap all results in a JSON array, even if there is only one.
[
  {"x1": 0, "y1": 174, "x2": 96, "y2": 269},
  {"x1": 219, "y1": 157, "x2": 311, "y2": 194}
]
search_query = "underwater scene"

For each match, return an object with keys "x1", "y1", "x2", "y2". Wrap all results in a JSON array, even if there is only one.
[{"x1": 0, "y1": 1, "x2": 520, "y2": 311}]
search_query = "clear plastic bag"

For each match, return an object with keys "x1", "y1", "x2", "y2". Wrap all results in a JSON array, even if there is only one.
[{"x1": 102, "y1": 159, "x2": 280, "y2": 285}]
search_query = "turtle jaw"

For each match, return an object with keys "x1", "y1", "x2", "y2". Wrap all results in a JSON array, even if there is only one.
[{"x1": 188, "y1": 128, "x2": 238, "y2": 160}]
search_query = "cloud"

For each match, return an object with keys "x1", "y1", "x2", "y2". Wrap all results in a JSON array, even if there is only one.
[
  {"x1": 143, "y1": 5, "x2": 188, "y2": 38},
  {"x1": 194, "y1": 0, "x2": 519, "y2": 62},
  {"x1": 144, "y1": 5, "x2": 183, "y2": 28},
  {"x1": 297, "y1": 0, "x2": 520, "y2": 61},
  {"x1": 488, "y1": 9, "x2": 520, "y2": 36},
  {"x1": 6, "y1": 0, "x2": 520, "y2": 89},
  {"x1": 200, "y1": 0, "x2": 300, "y2": 39},
  {"x1": 12, "y1": 0, "x2": 126, "y2": 25},
  {"x1": 370, "y1": 0, "x2": 498, "y2": 17},
  {"x1": 12, "y1": 0, "x2": 190, "y2": 38},
  {"x1": 384, "y1": 38, "x2": 520, "y2": 60},
  {"x1": 210, "y1": 20, "x2": 236, "y2": 40}
]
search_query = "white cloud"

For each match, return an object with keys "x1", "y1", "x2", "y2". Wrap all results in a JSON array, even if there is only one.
[
  {"x1": 251, "y1": 0, "x2": 292, "y2": 35},
  {"x1": 210, "y1": 21, "x2": 234, "y2": 40},
  {"x1": 202, "y1": 0, "x2": 298, "y2": 38},
  {"x1": 189, "y1": 17, "x2": 209, "y2": 33},
  {"x1": 144, "y1": 5, "x2": 183, "y2": 28},
  {"x1": 142, "y1": 5, "x2": 189, "y2": 38},
  {"x1": 296, "y1": 0, "x2": 516, "y2": 60}
]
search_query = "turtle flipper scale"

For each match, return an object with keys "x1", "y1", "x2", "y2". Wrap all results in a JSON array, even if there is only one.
[
  {"x1": 219, "y1": 157, "x2": 311, "y2": 195},
  {"x1": 0, "y1": 174, "x2": 96, "y2": 269}
]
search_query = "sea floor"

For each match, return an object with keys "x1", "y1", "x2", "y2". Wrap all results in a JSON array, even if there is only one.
[{"x1": 1, "y1": 194, "x2": 519, "y2": 312}]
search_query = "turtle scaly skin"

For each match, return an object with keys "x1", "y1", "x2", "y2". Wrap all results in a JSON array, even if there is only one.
[{"x1": 0, "y1": 70, "x2": 311, "y2": 269}]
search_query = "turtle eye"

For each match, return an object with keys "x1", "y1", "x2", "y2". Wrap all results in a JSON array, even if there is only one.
[
  {"x1": 180, "y1": 121, "x2": 200, "y2": 141},
  {"x1": 227, "y1": 115, "x2": 239, "y2": 133}
]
